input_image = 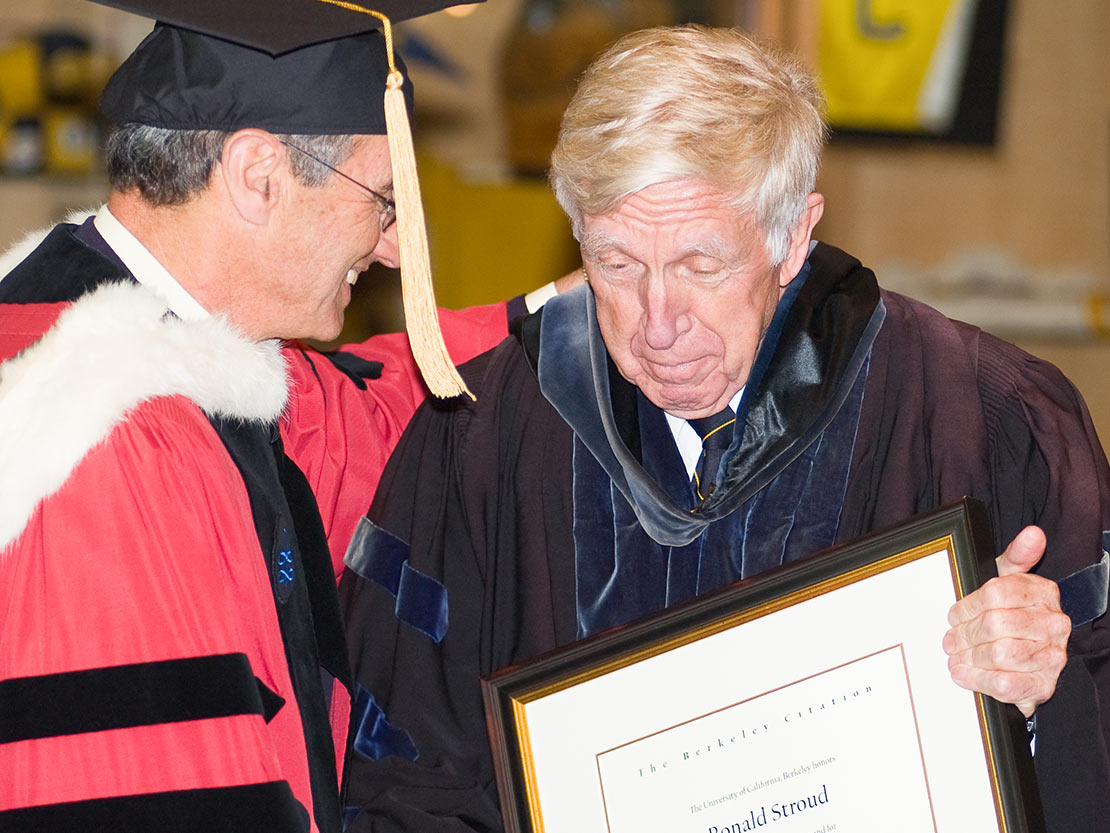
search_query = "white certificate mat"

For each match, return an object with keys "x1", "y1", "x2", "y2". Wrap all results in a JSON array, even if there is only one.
[
  {"x1": 596, "y1": 645, "x2": 931, "y2": 831},
  {"x1": 483, "y1": 502, "x2": 1040, "y2": 833}
]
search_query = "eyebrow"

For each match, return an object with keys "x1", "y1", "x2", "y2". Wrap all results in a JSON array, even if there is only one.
[
  {"x1": 580, "y1": 232, "x2": 750, "y2": 270},
  {"x1": 681, "y1": 237, "x2": 731, "y2": 260},
  {"x1": 578, "y1": 231, "x2": 623, "y2": 260}
]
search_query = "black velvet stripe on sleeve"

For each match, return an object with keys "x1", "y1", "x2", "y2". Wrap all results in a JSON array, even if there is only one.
[
  {"x1": 511, "y1": 306, "x2": 542, "y2": 370},
  {"x1": 0, "y1": 653, "x2": 273, "y2": 743},
  {"x1": 0, "y1": 781, "x2": 310, "y2": 833},
  {"x1": 505, "y1": 292, "x2": 529, "y2": 323},
  {"x1": 318, "y1": 351, "x2": 384, "y2": 391}
]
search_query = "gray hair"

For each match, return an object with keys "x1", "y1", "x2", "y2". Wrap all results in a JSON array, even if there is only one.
[
  {"x1": 549, "y1": 25, "x2": 827, "y2": 266},
  {"x1": 105, "y1": 124, "x2": 356, "y2": 206}
]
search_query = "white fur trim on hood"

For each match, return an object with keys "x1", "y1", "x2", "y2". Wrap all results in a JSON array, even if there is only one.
[{"x1": 0, "y1": 279, "x2": 289, "y2": 552}]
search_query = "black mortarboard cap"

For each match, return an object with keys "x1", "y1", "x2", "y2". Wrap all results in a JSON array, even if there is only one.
[
  {"x1": 92, "y1": 0, "x2": 481, "y2": 399},
  {"x1": 94, "y1": 0, "x2": 470, "y2": 134}
]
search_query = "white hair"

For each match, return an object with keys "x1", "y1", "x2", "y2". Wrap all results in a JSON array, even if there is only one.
[{"x1": 549, "y1": 25, "x2": 827, "y2": 265}]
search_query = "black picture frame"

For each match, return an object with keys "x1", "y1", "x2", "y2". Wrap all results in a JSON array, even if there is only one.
[{"x1": 482, "y1": 499, "x2": 1043, "y2": 833}]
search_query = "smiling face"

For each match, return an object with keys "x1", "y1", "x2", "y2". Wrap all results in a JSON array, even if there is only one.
[
  {"x1": 270, "y1": 134, "x2": 399, "y2": 341},
  {"x1": 582, "y1": 179, "x2": 809, "y2": 420}
]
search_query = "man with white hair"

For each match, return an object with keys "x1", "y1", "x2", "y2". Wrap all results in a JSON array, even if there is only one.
[{"x1": 341, "y1": 25, "x2": 1110, "y2": 833}]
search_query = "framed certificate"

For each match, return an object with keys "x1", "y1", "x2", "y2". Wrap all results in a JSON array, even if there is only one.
[{"x1": 481, "y1": 499, "x2": 1043, "y2": 833}]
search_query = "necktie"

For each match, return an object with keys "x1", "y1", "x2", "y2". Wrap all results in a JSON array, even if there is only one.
[{"x1": 689, "y1": 407, "x2": 736, "y2": 502}]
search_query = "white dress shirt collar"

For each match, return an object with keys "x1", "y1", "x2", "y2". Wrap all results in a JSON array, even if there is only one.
[
  {"x1": 93, "y1": 204, "x2": 211, "y2": 322},
  {"x1": 665, "y1": 387, "x2": 745, "y2": 479}
]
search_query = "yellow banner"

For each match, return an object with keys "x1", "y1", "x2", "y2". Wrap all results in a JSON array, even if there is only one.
[{"x1": 820, "y1": 0, "x2": 978, "y2": 132}]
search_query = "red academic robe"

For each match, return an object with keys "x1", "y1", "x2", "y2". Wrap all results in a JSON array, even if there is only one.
[{"x1": 0, "y1": 222, "x2": 512, "y2": 831}]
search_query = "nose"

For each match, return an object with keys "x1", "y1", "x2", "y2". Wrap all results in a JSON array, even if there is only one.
[
  {"x1": 371, "y1": 221, "x2": 400, "y2": 269},
  {"x1": 641, "y1": 272, "x2": 687, "y2": 350}
]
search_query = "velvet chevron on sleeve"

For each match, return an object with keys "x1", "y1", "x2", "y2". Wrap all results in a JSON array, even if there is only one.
[{"x1": 340, "y1": 340, "x2": 578, "y2": 833}]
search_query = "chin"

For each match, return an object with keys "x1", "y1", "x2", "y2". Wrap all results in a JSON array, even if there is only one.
[
  {"x1": 645, "y1": 390, "x2": 710, "y2": 416},
  {"x1": 303, "y1": 313, "x2": 345, "y2": 343},
  {"x1": 647, "y1": 383, "x2": 733, "y2": 418},
  {"x1": 317, "y1": 321, "x2": 345, "y2": 342}
]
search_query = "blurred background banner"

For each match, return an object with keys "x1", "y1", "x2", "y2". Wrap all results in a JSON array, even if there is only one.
[
  {"x1": 820, "y1": 0, "x2": 1008, "y2": 143},
  {"x1": 0, "y1": 28, "x2": 114, "y2": 176}
]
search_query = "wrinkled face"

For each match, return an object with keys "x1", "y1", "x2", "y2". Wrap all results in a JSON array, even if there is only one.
[
  {"x1": 581, "y1": 179, "x2": 787, "y2": 419},
  {"x1": 272, "y1": 134, "x2": 399, "y2": 342}
]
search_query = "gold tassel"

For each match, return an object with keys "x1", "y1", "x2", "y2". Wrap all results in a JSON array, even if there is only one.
[
  {"x1": 383, "y1": 72, "x2": 474, "y2": 400},
  {"x1": 313, "y1": 0, "x2": 473, "y2": 400}
]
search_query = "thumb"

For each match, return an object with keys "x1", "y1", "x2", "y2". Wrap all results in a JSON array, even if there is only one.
[{"x1": 996, "y1": 525, "x2": 1047, "y2": 577}]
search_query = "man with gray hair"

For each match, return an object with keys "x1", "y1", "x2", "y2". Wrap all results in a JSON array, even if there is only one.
[
  {"x1": 342, "y1": 25, "x2": 1110, "y2": 832},
  {"x1": 0, "y1": 1, "x2": 550, "y2": 830}
]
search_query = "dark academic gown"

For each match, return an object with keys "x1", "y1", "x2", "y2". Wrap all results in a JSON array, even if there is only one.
[
  {"x1": 0, "y1": 220, "x2": 511, "y2": 832},
  {"x1": 341, "y1": 243, "x2": 1110, "y2": 832}
]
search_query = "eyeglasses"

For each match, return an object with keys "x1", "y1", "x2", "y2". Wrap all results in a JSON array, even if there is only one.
[{"x1": 280, "y1": 140, "x2": 396, "y2": 233}]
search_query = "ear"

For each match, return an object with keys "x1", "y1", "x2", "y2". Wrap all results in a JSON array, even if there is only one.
[
  {"x1": 218, "y1": 129, "x2": 287, "y2": 226},
  {"x1": 777, "y1": 192, "x2": 825, "y2": 288}
]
